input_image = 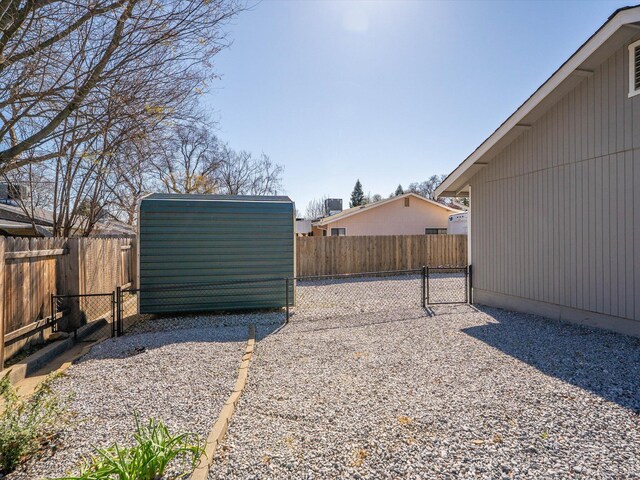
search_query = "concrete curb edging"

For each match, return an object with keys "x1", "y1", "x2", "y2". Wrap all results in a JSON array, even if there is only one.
[
  {"x1": 55, "y1": 336, "x2": 109, "y2": 375},
  {"x1": 1, "y1": 319, "x2": 108, "y2": 385},
  {"x1": 190, "y1": 324, "x2": 256, "y2": 480}
]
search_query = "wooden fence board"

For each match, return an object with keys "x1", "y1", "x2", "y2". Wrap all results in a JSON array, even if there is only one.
[
  {"x1": 1, "y1": 236, "x2": 134, "y2": 366},
  {"x1": 296, "y1": 235, "x2": 468, "y2": 276}
]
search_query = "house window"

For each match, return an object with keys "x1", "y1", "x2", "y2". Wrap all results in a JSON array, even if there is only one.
[
  {"x1": 404, "y1": 197, "x2": 410, "y2": 207},
  {"x1": 629, "y1": 39, "x2": 640, "y2": 97},
  {"x1": 330, "y1": 228, "x2": 346, "y2": 236},
  {"x1": 425, "y1": 228, "x2": 447, "y2": 235}
]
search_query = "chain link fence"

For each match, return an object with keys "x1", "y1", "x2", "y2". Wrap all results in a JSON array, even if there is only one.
[
  {"x1": 52, "y1": 292, "x2": 116, "y2": 338},
  {"x1": 48, "y1": 265, "x2": 471, "y2": 338},
  {"x1": 290, "y1": 266, "x2": 471, "y2": 321},
  {"x1": 426, "y1": 267, "x2": 470, "y2": 304},
  {"x1": 115, "y1": 288, "x2": 137, "y2": 336},
  {"x1": 117, "y1": 277, "x2": 291, "y2": 327},
  {"x1": 289, "y1": 269, "x2": 423, "y2": 321}
]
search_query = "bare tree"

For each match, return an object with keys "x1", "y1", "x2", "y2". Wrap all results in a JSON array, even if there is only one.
[
  {"x1": 216, "y1": 146, "x2": 283, "y2": 195},
  {"x1": 407, "y1": 174, "x2": 448, "y2": 200},
  {"x1": 48, "y1": 110, "x2": 127, "y2": 236},
  {"x1": 154, "y1": 121, "x2": 220, "y2": 194},
  {"x1": 106, "y1": 137, "x2": 157, "y2": 225},
  {"x1": 305, "y1": 196, "x2": 328, "y2": 220},
  {"x1": 8, "y1": 59, "x2": 187, "y2": 235},
  {"x1": 0, "y1": 0, "x2": 242, "y2": 172}
]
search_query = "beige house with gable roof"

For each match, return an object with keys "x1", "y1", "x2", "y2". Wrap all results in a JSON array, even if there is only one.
[{"x1": 312, "y1": 192, "x2": 460, "y2": 236}]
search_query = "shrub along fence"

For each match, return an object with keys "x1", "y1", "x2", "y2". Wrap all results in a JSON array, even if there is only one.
[
  {"x1": 296, "y1": 234, "x2": 468, "y2": 276},
  {"x1": 0, "y1": 236, "x2": 135, "y2": 367}
]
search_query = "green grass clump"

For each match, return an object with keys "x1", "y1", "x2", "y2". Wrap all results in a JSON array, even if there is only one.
[
  {"x1": 0, "y1": 372, "x2": 66, "y2": 473},
  {"x1": 59, "y1": 414, "x2": 203, "y2": 480}
]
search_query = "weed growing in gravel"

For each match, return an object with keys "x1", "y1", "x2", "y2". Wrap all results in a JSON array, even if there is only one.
[
  {"x1": 59, "y1": 414, "x2": 203, "y2": 480},
  {"x1": 351, "y1": 449, "x2": 368, "y2": 467},
  {"x1": 397, "y1": 415, "x2": 412, "y2": 425},
  {"x1": 0, "y1": 372, "x2": 66, "y2": 473}
]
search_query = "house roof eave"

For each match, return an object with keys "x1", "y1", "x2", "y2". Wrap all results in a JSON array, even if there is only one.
[
  {"x1": 436, "y1": 6, "x2": 640, "y2": 198},
  {"x1": 313, "y1": 192, "x2": 461, "y2": 227}
]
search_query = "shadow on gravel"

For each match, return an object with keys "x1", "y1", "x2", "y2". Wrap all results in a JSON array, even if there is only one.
[
  {"x1": 282, "y1": 309, "x2": 431, "y2": 335},
  {"x1": 463, "y1": 306, "x2": 640, "y2": 412},
  {"x1": 78, "y1": 320, "x2": 283, "y2": 362}
]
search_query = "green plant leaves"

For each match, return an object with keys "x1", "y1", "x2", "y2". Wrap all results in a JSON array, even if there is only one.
[
  {"x1": 0, "y1": 372, "x2": 66, "y2": 473},
  {"x1": 58, "y1": 414, "x2": 203, "y2": 480}
]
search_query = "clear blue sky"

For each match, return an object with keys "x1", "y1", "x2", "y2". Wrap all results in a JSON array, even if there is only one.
[{"x1": 205, "y1": 0, "x2": 631, "y2": 214}]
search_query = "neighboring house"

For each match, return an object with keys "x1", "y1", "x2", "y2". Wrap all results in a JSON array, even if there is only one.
[
  {"x1": 0, "y1": 202, "x2": 55, "y2": 236},
  {"x1": 436, "y1": 6, "x2": 640, "y2": 337},
  {"x1": 312, "y1": 193, "x2": 460, "y2": 236},
  {"x1": 0, "y1": 219, "x2": 51, "y2": 237},
  {"x1": 0, "y1": 202, "x2": 134, "y2": 237},
  {"x1": 93, "y1": 219, "x2": 136, "y2": 237},
  {"x1": 0, "y1": 202, "x2": 52, "y2": 228}
]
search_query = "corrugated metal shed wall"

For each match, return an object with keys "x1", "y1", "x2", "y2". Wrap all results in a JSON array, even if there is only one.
[
  {"x1": 138, "y1": 194, "x2": 294, "y2": 314},
  {"x1": 468, "y1": 36, "x2": 640, "y2": 333}
]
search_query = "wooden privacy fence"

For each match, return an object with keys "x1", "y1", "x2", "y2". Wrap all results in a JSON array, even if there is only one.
[
  {"x1": 296, "y1": 235, "x2": 468, "y2": 276},
  {"x1": 0, "y1": 236, "x2": 136, "y2": 366}
]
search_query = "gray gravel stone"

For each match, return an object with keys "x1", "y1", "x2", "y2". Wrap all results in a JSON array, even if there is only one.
[
  {"x1": 210, "y1": 301, "x2": 640, "y2": 479},
  {"x1": 7, "y1": 320, "x2": 250, "y2": 480}
]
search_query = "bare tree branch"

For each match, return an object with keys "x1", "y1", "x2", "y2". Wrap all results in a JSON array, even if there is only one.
[{"x1": 0, "y1": 0, "x2": 243, "y2": 172}]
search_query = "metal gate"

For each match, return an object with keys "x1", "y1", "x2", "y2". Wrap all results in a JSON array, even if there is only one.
[
  {"x1": 51, "y1": 292, "x2": 117, "y2": 338},
  {"x1": 287, "y1": 266, "x2": 473, "y2": 322},
  {"x1": 425, "y1": 266, "x2": 471, "y2": 305}
]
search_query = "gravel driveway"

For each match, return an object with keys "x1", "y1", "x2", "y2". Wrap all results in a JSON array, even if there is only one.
[
  {"x1": 8, "y1": 317, "x2": 256, "y2": 479},
  {"x1": 211, "y1": 304, "x2": 640, "y2": 479}
]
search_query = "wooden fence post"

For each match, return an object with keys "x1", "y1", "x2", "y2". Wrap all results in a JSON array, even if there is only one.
[
  {"x1": 131, "y1": 237, "x2": 138, "y2": 289},
  {"x1": 63, "y1": 238, "x2": 81, "y2": 332}
]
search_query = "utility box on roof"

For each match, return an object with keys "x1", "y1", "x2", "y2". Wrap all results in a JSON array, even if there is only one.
[{"x1": 137, "y1": 194, "x2": 295, "y2": 314}]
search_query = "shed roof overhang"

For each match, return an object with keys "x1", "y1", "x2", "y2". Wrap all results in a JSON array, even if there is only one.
[{"x1": 435, "y1": 6, "x2": 640, "y2": 198}]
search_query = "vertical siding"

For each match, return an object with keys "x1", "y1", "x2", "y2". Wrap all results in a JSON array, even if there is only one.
[
  {"x1": 138, "y1": 197, "x2": 295, "y2": 313},
  {"x1": 470, "y1": 38, "x2": 640, "y2": 325}
]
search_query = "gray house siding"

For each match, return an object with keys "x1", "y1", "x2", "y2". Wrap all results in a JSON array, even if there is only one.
[
  {"x1": 138, "y1": 194, "x2": 295, "y2": 314},
  {"x1": 469, "y1": 37, "x2": 640, "y2": 336}
]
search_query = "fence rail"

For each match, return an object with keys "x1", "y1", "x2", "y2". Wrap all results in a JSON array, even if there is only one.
[{"x1": 296, "y1": 234, "x2": 467, "y2": 276}]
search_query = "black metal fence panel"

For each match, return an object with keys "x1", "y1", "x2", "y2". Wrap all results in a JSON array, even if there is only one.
[
  {"x1": 139, "y1": 278, "x2": 292, "y2": 314},
  {"x1": 289, "y1": 269, "x2": 424, "y2": 321},
  {"x1": 426, "y1": 267, "x2": 469, "y2": 305},
  {"x1": 59, "y1": 265, "x2": 473, "y2": 337},
  {"x1": 52, "y1": 292, "x2": 116, "y2": 337}
]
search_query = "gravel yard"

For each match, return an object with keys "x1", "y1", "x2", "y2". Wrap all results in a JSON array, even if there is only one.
[
  {"x1": 211, "y1": 303, "x2": 640, "y2": 479},
  {"x1": 8, "y1": 318, "x2": 254, "y2": 480}
]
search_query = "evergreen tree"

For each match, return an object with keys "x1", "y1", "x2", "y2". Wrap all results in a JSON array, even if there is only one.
[
  {"x1": 350, "y1": 179, "x2": 365, "y2": 207},
  {"x1": 394, "y1": 184, "x2": 404, "y2": 196}
]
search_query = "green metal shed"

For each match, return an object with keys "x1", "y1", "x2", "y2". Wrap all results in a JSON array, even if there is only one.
[{"x1": 137, "y1": 194, "x2": 295, "y2": 314}]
